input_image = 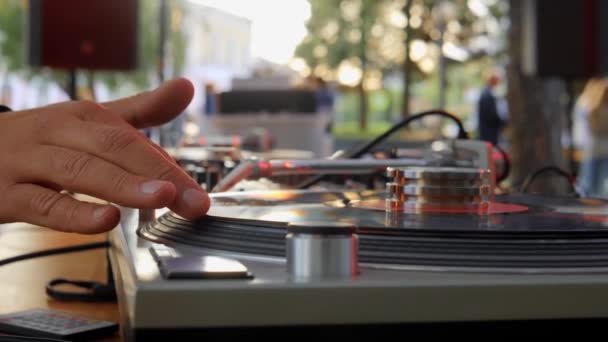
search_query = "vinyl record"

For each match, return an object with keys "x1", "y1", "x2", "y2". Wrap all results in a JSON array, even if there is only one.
[{"x1": 138, "y1": 190, "x2": 608, "y2": 273}]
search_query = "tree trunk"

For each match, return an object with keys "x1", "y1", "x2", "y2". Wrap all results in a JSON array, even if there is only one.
[
  {"x1": 507, "y1": 0, "x2": 568, "y2": 195},
  {"x1": 402, "y1": 0, "x2": 413, "y2": 118},
  {"x1": 437, "y1": 23, "x2": 446, "y2": 109},
  {"x1": 358, "y1": 3, "x2": 369, "y2": 131},
  {"x1": 66, "y1": 69, "x2": 77, "y2": 100},
  {"x1": 87, "y1": 71, "x2": 96, "y2": 101},
  {"x1": 358, "y1": 78, "x2": 368, "y2": 131},
  {"x1": 383, "y1": 87, "x2": 393, "y2": 122},
  {"x1": 158, "y1": 0, "x2": 167, "y2": 83}
]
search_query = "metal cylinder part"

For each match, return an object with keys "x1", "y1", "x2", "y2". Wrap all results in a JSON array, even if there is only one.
[
  {"x1": 139, "y1": 208, "x2": 155, "y2": 224},
  {"x1": 286, "y1": 222, "x2": 358, "y2": 280},
  {"x1": 386, "y1": 166, "x2": 492, "y2": 212}
]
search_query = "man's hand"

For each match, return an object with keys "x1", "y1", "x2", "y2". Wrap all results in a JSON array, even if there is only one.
[{"x1": 0, "y1": 78, "x2": 210, "y2": 233}]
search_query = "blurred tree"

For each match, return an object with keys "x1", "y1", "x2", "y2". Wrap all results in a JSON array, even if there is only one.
[
  {"x1": 295, "y1": 0, "x2": 507, "y2": 130},
  {"x1": 0, "y1": 0, "x2": 25, "y2": 73},
  {"x1": 168, "y1": 0, "x2": 187, "y2": 77},
  {"x1": 296, "y1": 0, "x2": 372, "y2": 130},
  {"x1": 506, "y1": 0, "x2": 568, "y2": 194},
  {"x1": 402, "y1": 0, "x2": 413, "y2": 117}
]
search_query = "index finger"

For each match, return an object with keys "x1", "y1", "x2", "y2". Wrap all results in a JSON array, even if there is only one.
[{"x1": 102, "y1": 78, "x2": 195, "y2": 129}]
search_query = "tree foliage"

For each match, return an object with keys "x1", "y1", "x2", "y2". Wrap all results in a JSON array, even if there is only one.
[
  {"x1": 0, "y1": 0, "x2": 25, "y2": 72},
  {"x1": 295, "y1": 0, "x2": 507, "y2": 129},
  {"x1": 296, "y1": 0, "x2": 507, "y2": 83}
]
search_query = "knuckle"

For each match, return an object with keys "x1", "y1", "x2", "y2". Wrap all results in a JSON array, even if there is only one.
[
  {"x1": 97, "y1": 126, "x2": 139, "y2": 154},
  {"x1": 29, "y1": 191, "x2": 62, "y2": 218},
  {"x1": 30, "y1": 112, "x2": 57, "y2": 141},
  {"x1": 74, "y1": 100, "x2": 107, "y2": 121},
  {"x1": 154, "y1": 163, "x2": 177, "y2": 181},
  {"x1": 67, "y1": 201, "x2": 84, "y2": 223},
  {"x1": 76, "y1": 99, "x2": 103, "y2": 113},
  {"x1": 59, "y1": 151, "x2": 95, "y2": 185},
  {"x1": 110, "y1": 171, "x2": 131, "y2": 193},
  {"x1": 0, "y1": 184, "x2": 18, "y2": 222},
  {"x1": 32, "y1": 112, "x2": 51, "y2": 131}
]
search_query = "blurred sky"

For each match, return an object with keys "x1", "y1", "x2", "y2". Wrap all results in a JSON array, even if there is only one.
[{"x1": 190, "y1": 0, "x2": 311, "y2": 64}]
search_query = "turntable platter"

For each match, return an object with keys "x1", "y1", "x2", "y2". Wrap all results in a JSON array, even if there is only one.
[{"x1": 138, "y1": 190, "x2": 608, "y2": 272}]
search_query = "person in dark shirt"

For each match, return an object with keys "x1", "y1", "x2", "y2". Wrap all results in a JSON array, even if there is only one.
[
  {"x1": 314, "y1": 77, "x2": 335, "y2": 135},
  {"x1": 477, "y1": 73, "x2": 505, "y2": 145},
  {"x1": 0, "y1": 78, "x2": 210, "y2": 234}
]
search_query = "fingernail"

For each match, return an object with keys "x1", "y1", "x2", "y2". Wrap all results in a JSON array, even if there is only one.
[
  {"x1": 94, "y1": 207, "x2": 110, "y2": 221},
  {"x1": 141, "y1": 180, "x2": 167, "y2": 194},
  {"x1": 181, "y1": 188, "x2": 207, "y2": 210}
]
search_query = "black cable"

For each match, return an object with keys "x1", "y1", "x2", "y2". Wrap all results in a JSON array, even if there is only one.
[
  {"x1": 343, "y1": 109, "x2": 468, "y2": 159},
  {"x1": 519, "y1": 165, "x2": 577, "y2": 195},
  {"x1": 0, "y1": 241, "x2": 115, "y2": 303},
  {"x1": 46, "y1": 278, "x2": 116, "y2": 303},
  {"x1": 0, "y1": 242, "x2": 109, "y2": 267},
  {"x1": 298, "y1": 109, "x2": 468, "y2": 189}
]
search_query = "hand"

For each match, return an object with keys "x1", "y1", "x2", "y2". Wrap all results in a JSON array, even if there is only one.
[{"x1": 0, "y1": 78, "x2": 210, "y2": 233}]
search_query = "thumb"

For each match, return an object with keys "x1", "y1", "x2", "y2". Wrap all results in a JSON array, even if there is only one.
[{"x1": 102, "y1": 78, "x2": 195, "y2": 129}]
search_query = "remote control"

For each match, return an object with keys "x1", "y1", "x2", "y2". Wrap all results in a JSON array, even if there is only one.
[{"x1": 0, "y1": 309, "x2": 118, "y2": 341}]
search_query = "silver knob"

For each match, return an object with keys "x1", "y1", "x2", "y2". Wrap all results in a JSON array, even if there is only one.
[
  {"x1": 286, "y1": 222, "x2": 358, "y2": 280},
  {"x1": 139, "y1": 208, "x2": 155, "y2": 224}
]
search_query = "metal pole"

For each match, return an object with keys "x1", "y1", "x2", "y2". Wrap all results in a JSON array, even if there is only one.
[
  {"x1": 158, "y1": 0, "x2": 167, "y2": 83},
  {"x1": 402, "y1": 0, "x2": 413, "y2": 117},
  {"x1": 154, "y1": 0, "x2": 168, "y2": 147},
  {"x1": 67, "y1": 69, "x2": 77, "y2": 100},
  {"x1": 438, "y1": 22, "x2": 446, "y2": 109}
]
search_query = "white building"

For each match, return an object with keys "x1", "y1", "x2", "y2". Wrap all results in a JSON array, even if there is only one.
[{"x1": 181, "y1": 2, "x2": 252, "y2": 116}]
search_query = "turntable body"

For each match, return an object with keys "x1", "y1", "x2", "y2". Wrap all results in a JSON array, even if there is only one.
[
  {"x1": 109, "y1": 139, "x2": 608, "y2": 339},
  {"x1": 109, "y1": 190, "x2": 608, "y2": 340}
]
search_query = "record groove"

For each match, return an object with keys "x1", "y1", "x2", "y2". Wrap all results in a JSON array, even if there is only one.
[{"x1": 138, "y1": 190, "x2": 608, "y2": 271}]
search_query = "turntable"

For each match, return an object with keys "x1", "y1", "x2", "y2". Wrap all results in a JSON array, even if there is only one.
[{"x1": 108, "y1": 135, "x2": 608, "y2": 340}]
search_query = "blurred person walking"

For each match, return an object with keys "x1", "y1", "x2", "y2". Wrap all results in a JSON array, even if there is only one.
[
  {"x1": 573, "y1": 78, "x2": 608, "y2": 198},
  {"x1": 477, "y1": 72, "x2": 506, "y2": 145}
]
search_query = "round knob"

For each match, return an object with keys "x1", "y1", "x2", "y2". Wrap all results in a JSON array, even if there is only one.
[{"x1": 286, "y1": 221, "x2": 358, "y2": 280}]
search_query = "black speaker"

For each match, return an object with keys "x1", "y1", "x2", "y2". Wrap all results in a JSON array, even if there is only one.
[
  {"x1": 522, "y1": 0, "x2": 608, "y2": 78},
  {"x1": 28, "y1": 0, "x2": 138, "y2": 71}
]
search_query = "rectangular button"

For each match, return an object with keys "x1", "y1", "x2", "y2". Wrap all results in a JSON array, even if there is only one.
[{"x1": 158, "y1": 255, "x2": 254, "y2": 280}]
